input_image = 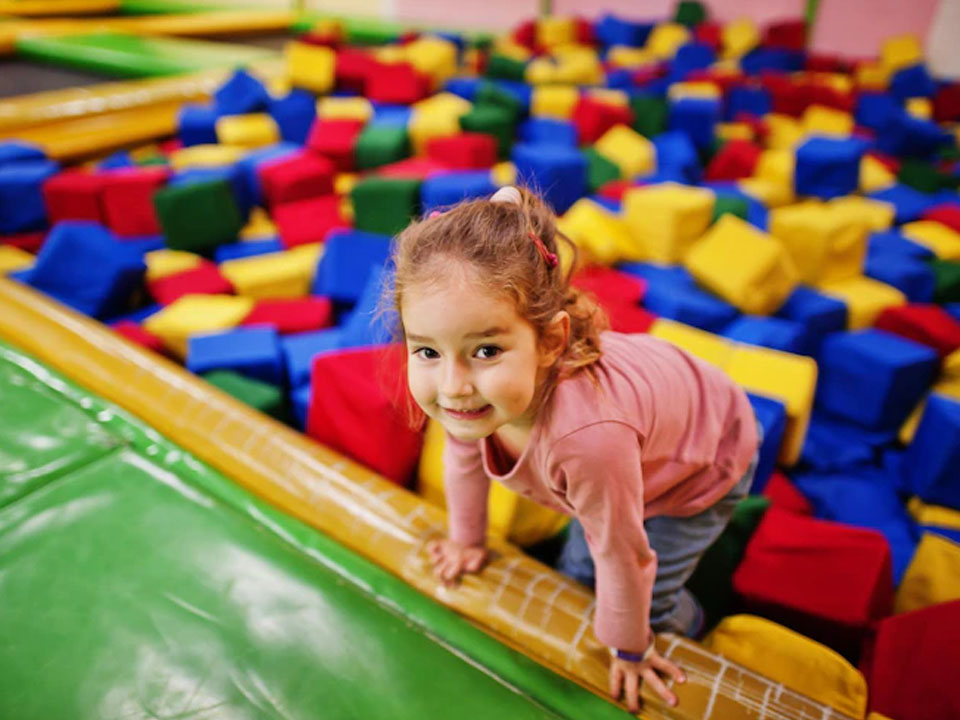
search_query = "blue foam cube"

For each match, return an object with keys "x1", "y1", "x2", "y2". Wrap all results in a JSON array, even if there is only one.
[
  {"x1": 187, "y1": 326, "x2": 283, "y2": 385},
  {"x1": 667, "y1": 97, "x2": 720, "y2": 149},
  {"x1": 214, "y1": 237, "x2": 284, "y2": 263},
  {"x1": 795, "y1": 136, "x2": 865, "y2": 199},
  {"x1": 724, "y1": 86, "x2": 772, "y2": 121},
  {"x1": 291, "y1": 383, "x2": 312, "y2": 429},
  {"x1": 236, "y1": 143, "x2": 299, "y2": 207},
  {"x1": 99, "y1": 152, "x2": 133, "y2": 170},
  {"x1": 268, "y1": 89, "x2": 317, "y2": 145},
  {"x1": 338, "y1": 266, "x2": 396, "y2": 349},
  {"x1": 640, "y1": 281, "x2": 740, "y2": 332},
  {"x1": 671, "y1": 43, "x2": 716, "y2": 79},
  {"x1": 869, "y1": 230, "x2": 936, "y2": 261},
  {"x1": 312, "y1": 229, "x2": 392, "y2": 304},
  {"x1": 890, "y1": 64, "x2": 936, "y2": 101},
  {"x1": 369, "y1": 103, "x2": 414, "y2": 128},
  {"x1": 282, "y1": 329, "x2": 343, "y2": 388},
  {"x1": 442, "y1": 78, "x2": 480, "y2": 103},
  {"x1": 817, "y1": 329, "x2": 939, "y2": 432},
  {"x1": 746, "y1": 392, "x2": 787, "y2": 493},
  {"x1": 518, "y1": 118, "x2": 578, "y2": 147},
  {"x1": 865, "y1": 253, "x2": 936, "y2": 302},
  {"x1": 177, "y1": 104, "x2": 220, "y2": 147},
  {"x1": 214, "y1": 69, "x2": 270, "y2": 116},
  {"x1": 868, "y1": 184, "x2": 939, "y2": 223},
  {"x1": 739, "y1": 48, "x2": 803, "y2": 74},
  {"x1": 511, "y1": 143, "x2": 586, "y2": 213},
  {"x1": 905, "y1": 395, "x2": 960, "y2": 511},
  {"x1": 774, "y1": 286, "x2": 847, "y2": 355},
  {"x1": 855, "y1": 92, "x2": 899, "y2": 131},
  {"x1": 722, "y1": 316, "x2": 807, "y2": 354},
  {"x1": 0, "y1": 141, "x2": 46, "y2": 168},
  {"x1": 877, "y1": 109, "x2": 948, "y2": 158},
  {"x1": 653, "y1": 131, "x2": 701, "y2": 182},
  {"x1": 491, "y1": 80, "x2": 532, "y2": 113},
  {"x1": 420, "y1": 171, "x2": 497, "y2": 214},
  {"x1": 108, "y1": 303, "x2": 162, "y2": 325},
  {"x1": 595, "y1": 14, "x2": 653, "y2": 47},
  {"x1": 25, "y1": 222, "x2": 145, "y2": 319},
  {"x1": 799, "y1": 412, "x2": 880, "y2": 473},
  {"x1": 0, "y1": 159, "x2": 58, "y2": 233}
]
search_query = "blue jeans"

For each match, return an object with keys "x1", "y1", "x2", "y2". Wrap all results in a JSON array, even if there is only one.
[{"x1": 557, "y1": 430, "x2": 761, "y2": 639}]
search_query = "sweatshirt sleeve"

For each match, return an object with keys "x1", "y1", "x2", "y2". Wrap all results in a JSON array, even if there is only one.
[
  {"x1": 547, "y1": 422, "x2": 657, "y2": 653},
  {"x1": 441, "y1": 432, "x2": 490, "y2": 547}
]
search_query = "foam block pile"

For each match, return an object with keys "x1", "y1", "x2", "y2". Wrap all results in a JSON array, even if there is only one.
[{"x1": 2, "y1": 3, "x2": 960, "y2": 715}]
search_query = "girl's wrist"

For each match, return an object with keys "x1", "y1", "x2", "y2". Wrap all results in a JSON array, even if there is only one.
[{"x1": 610, "y1": 634, "x2": 656, "y2": 663}]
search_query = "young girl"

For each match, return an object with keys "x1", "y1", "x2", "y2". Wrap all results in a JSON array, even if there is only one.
[{"x1": 389, "y1": 186, "x2": 760, "y2": 712}]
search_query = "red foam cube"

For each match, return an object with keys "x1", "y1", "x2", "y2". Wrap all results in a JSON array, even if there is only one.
[
  {"x1": 922, "y1": 203, "x2": 960, "y2": 234},
  {"x1": 101, "y1": 167, "x2": 169, "y2": 237},
  {"x1": 426, "y1": 133, "x2": 498, "y2": 169},
  {"x1": 571, "y1": 265, "x2": 654, "y2": 333},
  {"x1": 933, "y1": 83, "x2": 960, "y2": 123},
  {"x1": 571, "y1": 97, "x2": 634, "y2": 145},
  {"x1": 763, "y1": 19, "x2": 807, "y2": 52},
  {"x1": 761, "y1": 73, "x2": 814, "y2": 117},
  {"x1": 1, "y1": 231, "x2": 46, "y2": 253},
  {"x1": 365, "y1": 62, "x2": 430, "y2": 105},
  {"x1": 762, "y1": 471, "x2": 813, "y2": 515},
  {"x1": 874, "y1": 305, "x2": 960, "y2": 358},
  {"x1": 42, "y1": 170, "x2": 107, "y2": 224},
  {"x1": 258, "y1": 151, "x2": 336, "y2": 208},
  {"x1": 111, "y1": 320, "x2": 166, "y2": 355},
  {"x1": 241, "y1": 297, "x2": 334, "y2": 335},
  {"x1": 273, "y1": 194, "x2": 349, "y2": 248},
  {"x1": 306, "y1": 344, "x2": 424, "y2": 486},
  {"x1": 147, "y1": 262, "x2": 234, "y2": 305},
  {"x1": 335, "y1": 48, "x2": 376, "y2": 94},
  {"x1": 306, "y1": 119, "x2": 366, "y2": 173},
  {"x1": 377, "y1": 157, "x2": 452, "y2": 179},
  {"x1": 705, "y1": 139, "x2": 761, "y2": 180},
  {"x1": 694, "y1": 22, "x2": 722, "y2": 51}
]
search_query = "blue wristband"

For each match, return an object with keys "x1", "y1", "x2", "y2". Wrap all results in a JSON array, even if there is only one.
[{"x1": 615, "y1": 649, "x2": 647, "y2": 662}]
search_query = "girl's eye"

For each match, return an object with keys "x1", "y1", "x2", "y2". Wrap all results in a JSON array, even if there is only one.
[
  {"x1": 413, "y1": 347, "x2": 439, "y2": 360},
  {"x1": 475, "y1": 345, "x2": 502, "y2": 360}
]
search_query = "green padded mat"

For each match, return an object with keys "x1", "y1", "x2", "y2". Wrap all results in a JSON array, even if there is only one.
[
  {"x1": 15, "y1": 32, "x2": 277, "y2": 77},
  {"x1": 0, "y1": 340, "x2": 629, "y2": 720}
]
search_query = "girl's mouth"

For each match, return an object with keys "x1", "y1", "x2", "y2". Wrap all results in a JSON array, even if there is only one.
[{"x1": 443, "y1": 405, "x2": 492, "y2": 420}]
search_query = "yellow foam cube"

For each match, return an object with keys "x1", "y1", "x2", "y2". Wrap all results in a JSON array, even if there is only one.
[
  {"x1": 219, "y1": 244, "x2": 323, "y2": 300},
  {"x1": 623, "y1": 183, "x2": 715, "y2": 263},
  {"x1": 828, "y1": 196, "x2": 896, "y2": 232},
  {"x1": 558, "y1": 199, "x2": 641, "y2": 265},
  {"x1": 528, "y1": 48, "x2": 603, "y2": 85},
  {"x1": 0, "y1": 245, "x2": 34, "y2": 275},
  {"x1": 908, "y1": 497, "x2": 960, "y2": 530},
  {"x1": 859, "y1": 154, "x2": 897, "y2": 193},
  {"x1": 716, "y1": 122, "x2": 754, "y2": 141},
  {"x1": 491, "y1": 161, "x2": 517, "y2": 187},
  {"x1": 722, "y1": 18, "x2": 759, "y2": 60},
  {"x1": 215, "y1": 113, "x2": 280, "y2": 149},
  {"x1": 408, "y1": 95, "x2": 469, "y2": 155},
  {"x1": 900, "y1": 221, "x2": 960, "y2": 261},
  {"x1": 648, "y1": 319, "x2": 732, "y2": 369},
  {"x1": 530, "y1": 85, "x2": 579, "y2": 119},
  {"x1": 169, "y1": 144, "x2": 245, "y2": 171},
  {"x1": 755, "y1": 149, "x2": 795, "y2": 187},
  {"x1": 817, "y1": 275, "x2": 906, "y2": 329},
  {"x1": 895, "y1": 533, "x2": 960, "y2": 614},
  {"x1": 334, "y1": 172, "x2": 358, "y2": 196},
  {"x1": 404, "y1": 35, "x2": 459, "y2": 88},
  {"x1": 646, "y1": 22, "x2": 691, "y2": 59},
  {"x1": 144, "y1": 249, "x2": 204, "y2": 282},
  {"x1": 881, "y1": 34, "x2": 923, "y2": 73},
  {"x1": 606, "y1": 45, "x2": 657, "y2": 69},
  {"x1": 240, "y1": 207, "x2": 277, "y2": 240},
  {"x1": 143, "y1": 294, "x2": 255, "y2": 358},
  {"x1": 583, "y1": 87, "x2": 629, "y2": 108},
  {"x1": 535, "y1": 16, "x2": 576, "y2": 48},
  {"x1": 417, "y1": 420, "x2": 569, "y2": 546},
  {"x1": 668, "y1": 82, "x2": 722, "y2": 101},
  {"x1": 412, "y1": 91, "x2": 472, "y2": 118},
  {"x1": 856, "y1": 62, "x2": 891, "y2": 90},
  {"x1": 802, "y1": 104, "x2": 854, "y2": 137},
  {"x1": 594, "y1": 125, "x2": 656, "y2": 179},
  {"x1": 725, "y1": 343, "x2": 817, "y2": 465},
  {"x1": 764, "y1": 113, "x2": 804, "y2": 149},
  {"x1": 769, "y1": 201, "x2": 870, "y2": 284},
  {"x1": 492, "y1": 36, "x2": 533, "y2": 62},
  {"x1": 317, "y1": 96, "x2": 373, "y2": 122},
  {"x1": 703, "y1": 615, "x2": 867, "y2": 719},
  {"x1": 685, "y1": 215, "x2": 800, "y2": 315},
  {"x1": 737, "y1": 177, "x2": 795, "y2": 207},
  {"x1": 907, "y1": 97, "x2": 933, "y2": 120},
  {"x1": 285, "y1": 41, "x2": 336, "y2": 94}
]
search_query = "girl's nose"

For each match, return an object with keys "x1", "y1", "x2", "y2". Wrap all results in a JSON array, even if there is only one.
[{"x1": 440, "y1": 360, "x2": 473, "y2": 398}]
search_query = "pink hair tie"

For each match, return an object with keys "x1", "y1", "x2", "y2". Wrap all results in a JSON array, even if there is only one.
[{"x1": 529, "y1": 231, "x2": 558, "y2": 269}]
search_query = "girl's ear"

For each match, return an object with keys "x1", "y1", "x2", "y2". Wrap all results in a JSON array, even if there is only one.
[{"x1": 540, "y1": 310, "x2": 570, "y2": 367}]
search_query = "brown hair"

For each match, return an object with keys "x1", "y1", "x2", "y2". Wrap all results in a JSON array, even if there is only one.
[{"x1": 383, "y1": 186, "x2": 609, "y2": 425}]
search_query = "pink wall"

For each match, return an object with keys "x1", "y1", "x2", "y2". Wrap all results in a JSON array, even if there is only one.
[{"x1": 810, "y1": 0, "x2": 940, "y2": 60}]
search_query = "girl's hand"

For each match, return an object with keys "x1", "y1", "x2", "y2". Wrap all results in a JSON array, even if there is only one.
[
  {"x1": 609, "y1": 647, "x2": 686, "y2": 713},
  {"x1": 426, "y1": 538, "x2": 489, "y2": 587}
]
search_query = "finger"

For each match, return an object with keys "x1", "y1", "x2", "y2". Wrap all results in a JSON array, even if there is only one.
[
  {"x1": 441, "y1": 559, "x2": 462, "y2": 583},
  {"x1": 642, "y1": 667, "x2": 677, "y2": 707},
  {"x1": 608, "y1": 663, "x2": 623, "y2": 700},
  {"x1": 427, "y1": 541, "x2": 442, "y2": 558},
  {"x1": 625, "y1": 669, "x2": 640, "y2": 713},
  {"x1": 464, "y1": 552, "x2": 484, "y2": 572},
  {"x1": 652, "y1": 655, "x2": 686, "y2": 684}
]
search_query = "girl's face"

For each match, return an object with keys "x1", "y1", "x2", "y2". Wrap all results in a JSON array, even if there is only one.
[{"x1": 401, "y1": 265, "x2": 562, "y2": 443}]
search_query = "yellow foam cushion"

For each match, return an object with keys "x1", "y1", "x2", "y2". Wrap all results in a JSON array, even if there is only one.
[
  {"x1": 685, "y1": 214, "x2": 800, "y2": 315},
  {"x1": 535, "y1": 16, "x2": 576, "y2": 48},
  {"x1": 726, "y1": 343, "x2": 816, "y2": 465},
  {"x1": 594, "y1": 125, "x2": 656, "y2": 179},
  {"x1": 856, "y1": 62, "x2": 892, "y2": 91},
  {"x1": 240, "y1": 207, "x2": 277, "y2": 240},
  {"x1": 169, "y1": 144, "x2": 245, "y2": 171},
  {"x1": 285, "y1": 41, "x2": 336, "y2": 94},
  {"x1": 703, "y1": 614, "x2": 867, "y2": 719},
  {"x1": 492, "y1": 36, "x2": 533, "y2": 62},
  {"x1": 722, "y1": 18, "x2": 759, "y2": 60},
  {"x1": 667, "y1": 82, "x2": 722, "y2": 100},
  {"x1": 900, "y1": 221, "x2": 960, "y2": 261},
  {"x1": 528, "y1": 48, "x2": 603, "y2": 85},
  {"x1": 828, "y1": 196, "x2": 896, "y2": 232},
  {"x1": 648, "y1": 319, "x2": 732, "y2": 369},
  {"x1": 144, "y1": 249, "x2": 204, "y2": 282},
  {"x1": 907, "y1": 97, "x2": 933, "y2": 120},
  {"x1": 334, "y1": 172, "x2": 357, "y2": 196},
  {"x1": 716, "y1": 122, "x2": 754, "y2": 141},
  {"x1": 558, "y1": 199, "x2": 641, "y2": 265},
  {"x1": 317, "y1": 96, "x2": 373, "y2": 122},
  {"x1": 645, "y1": 22, "x2": 690, "y2": 59},
  {"x1": 583, "y1": 87, "x2": 629, "y2": 108},
  {"x1": 860, "y1": 154, "x2": 897, "y2": 193},
  {"x1": 404, "y1": 35, "x2": 458, "y2": 88},
  {"x1": 801, "y1": 104, "x2": 854, "y2": 137},
  {"x1": 417, "y1": 420, "x2": 570, "y2": 546},
  {"x1": 143, "y1": 294, "x2": 255, "y2": 358},
  {"x1": 408, "y1": 109, "x2": 463, "y2": 156},
  {"x1": 606, "y1": 45, "x2": 657, "y2": 69},
  {"x1": 764, "y1": 113, "x2": 804, "y2": 150},
  {"x1": 491, "y1": 161, "x2": 517, "y2": 187},
  {"x1": 754, "y1": 148, "x2": 795, "y2": 187},
  {"x1": 0, "y1": 245, "x2": 34, "y2": 275},
  {"x1": 881, "y1": 34, "x2": 923, "y2": 73},
  {"x1": 769, "y1": 201, "x2": 870, "y2": 284},
  {"x1": 895, "y1": 533, "x2": 960, "y2": 614},
  {"x1": 737, "y1": 177, "x2": 795, "y2": 207},
  {"x1": 215, "y1": 113, "x2": 280, "y2": 149},
  {"x1": 219, "y1": 243, "x2": 323, "y2": 300},
  {"x1": 623, "y1": 182, "x2": 715, "y2": 263},
  {"x1": 530, "y1": 85, "x2": 579, "y2": 119},
  {"x1": 908, "y1": 497, "x2": 960, "y2": 530},
  {"x1": 817, "y1": 275, "x2": 907, "y2": 329},
  {"x1": 412, "y1": 91, "x2": 472, "y2": 117}
]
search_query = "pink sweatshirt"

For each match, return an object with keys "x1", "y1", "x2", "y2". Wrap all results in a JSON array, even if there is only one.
[{"x1": 442, "y1": 331, "x2": 759, "y2": 652}]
